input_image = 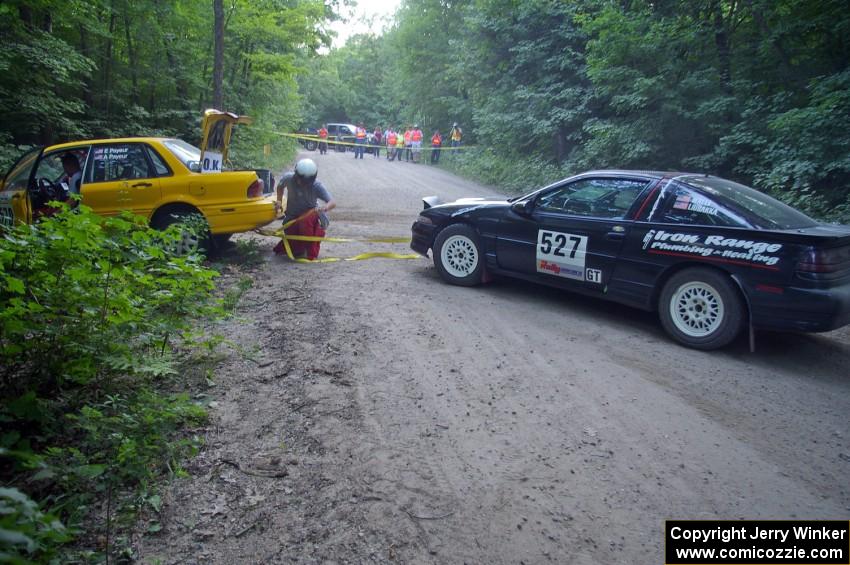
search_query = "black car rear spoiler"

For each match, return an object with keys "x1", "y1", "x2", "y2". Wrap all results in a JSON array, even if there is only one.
[{"x1": 423, "y1": 196, "x2": 442, "y2": 210}]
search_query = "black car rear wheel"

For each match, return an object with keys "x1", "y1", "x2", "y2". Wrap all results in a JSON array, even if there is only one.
[
  {"x1": 304, "y1": 140, "x2": 318, "y2": 151},
  {"x1": 433, "y1": 224, "x2": 483, "y2": 286},
  {"x1": 658, "y1": 267, "x2": 745, "y2": 350}
]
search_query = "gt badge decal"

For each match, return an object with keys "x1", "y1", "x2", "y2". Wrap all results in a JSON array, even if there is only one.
[
  {"x1": 537, "y1": 230, "x2": 588, "y2": 281},
  {"x1": 586, "y1": 268, "x2": 602, "y2": 283}
]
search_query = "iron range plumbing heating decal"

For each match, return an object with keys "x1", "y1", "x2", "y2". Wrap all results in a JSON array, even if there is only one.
[{"x1": 642, "y1": 229, "x2": 783, "y2": 269}]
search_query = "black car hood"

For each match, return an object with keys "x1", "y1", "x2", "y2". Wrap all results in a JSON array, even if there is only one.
[{"x1": 424, "y1": 196, "x2": 509, "y2": 212}]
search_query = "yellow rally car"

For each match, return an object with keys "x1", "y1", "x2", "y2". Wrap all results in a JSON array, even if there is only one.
[{"x1": 0, "y1": 110, "x2": 278, "y2": 244}]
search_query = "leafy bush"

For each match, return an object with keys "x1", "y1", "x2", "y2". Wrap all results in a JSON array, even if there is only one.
[
  {"x1": 0, "y1": 204, "x2": 217, "y2": 394},
  {"x1": 0, "y1": 485, "x2": 72, "y2": 564},
  {"x1": 0, "y1": 204, "x2": 218, "y2": 560}
]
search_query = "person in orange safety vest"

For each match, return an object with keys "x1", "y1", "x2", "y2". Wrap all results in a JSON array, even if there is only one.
[
  {"x1": 317, "y1": 125, "x2": 328, "y2": 155},
  {"x1": 410, "y1": 125, "x2": 424, "y2": 163},
  {"x1": 387, "y1": 129, "x2": 398, "y2": 161},
  {"x1": 403, "y1": 127, "x2": 413, "y2": 162},
  {"x1": 354, "y1": 123, "x2": 367, "y2": 159},
  {"x1": 430, "y1": 130, "x2": 442, "y2": 164}
]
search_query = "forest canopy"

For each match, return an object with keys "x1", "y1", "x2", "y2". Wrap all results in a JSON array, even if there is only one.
[{"x1": 1, "y1": 0, "x2": 848, "y2": 221}]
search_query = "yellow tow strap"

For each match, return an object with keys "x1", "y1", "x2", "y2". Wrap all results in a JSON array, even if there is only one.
[
  {"x1": 248, "y1": 127, "x2": 475, "y2": 152},
  {"x1": 256, "y1": 210, "x2": 421, "y2": 263}
]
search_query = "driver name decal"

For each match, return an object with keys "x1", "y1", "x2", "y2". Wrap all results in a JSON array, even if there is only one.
[
  {"x1": 642, "y1": 229, "x2": 783, "y2": 269},
  {"x1": 537, "y1": 230, "x2": 587, "y2": 281}
]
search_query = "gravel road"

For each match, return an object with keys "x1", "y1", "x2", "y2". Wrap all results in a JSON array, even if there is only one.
[{"x1": 137, "y1": 149, "x2": 850, "y2": 564}]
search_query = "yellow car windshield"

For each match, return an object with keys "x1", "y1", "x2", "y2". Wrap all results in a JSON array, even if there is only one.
[{"x1": 3, "y1": 147, "x2": 41, "y2": 192}]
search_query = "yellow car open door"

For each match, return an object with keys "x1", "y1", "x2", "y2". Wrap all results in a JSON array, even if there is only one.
[{"x1": 199, "y1": 109, "x2": 252, "y2": 174}]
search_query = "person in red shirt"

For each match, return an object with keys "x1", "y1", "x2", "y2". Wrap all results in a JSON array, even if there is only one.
[
  {"x1": 372, "y1": 126, "x2": 382, "y2": 158},
  {"x1": 317, "y1": 124, "x2": 328, "y2": 155},
  {"x1": 430, "y1": 130, "x2": 442, "y2": 164}
]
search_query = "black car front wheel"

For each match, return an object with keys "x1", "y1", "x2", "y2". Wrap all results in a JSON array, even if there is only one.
[
  {"x1": 658, "y1": 267, "x2": 745, "y2": 350},
  {"x1": 433, "y1": 224, "x2": 483, "y2": 286}
]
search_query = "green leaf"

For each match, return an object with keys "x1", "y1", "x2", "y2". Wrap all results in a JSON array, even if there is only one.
[{"x1": 72, "y1": 464, "x2": 106, "y2": 479}]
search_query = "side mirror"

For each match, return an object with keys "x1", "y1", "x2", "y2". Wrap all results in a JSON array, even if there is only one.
[{"x1": 511, "y1": 199, "x2": 534, "y2": 217}]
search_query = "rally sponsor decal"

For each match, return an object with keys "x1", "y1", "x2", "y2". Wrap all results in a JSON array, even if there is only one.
[
  {"x1": 672, "y1": 193, "x2": 718, "y2": 216},
  {"x1": 537, "y1": 230, "x2": 588, "y2": 281},
  {"x1": 92, "y1": 146, "x2": 129, "y2": 160},
  {"x1": 642, "y1": 229, "x2": 782, "y2": 268}
]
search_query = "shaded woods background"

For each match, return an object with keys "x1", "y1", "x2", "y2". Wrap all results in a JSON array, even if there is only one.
[{"x1": 2, "y1": 0, "x2": 848, "y2": 220}]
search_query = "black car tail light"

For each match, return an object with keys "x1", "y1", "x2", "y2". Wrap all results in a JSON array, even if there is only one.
[
  {"x1": 247, "y1": 178, "x2": 263, "y2": 198},
  {"x1": 796, "y1": 245, "x2": 850, "y2": 279}
]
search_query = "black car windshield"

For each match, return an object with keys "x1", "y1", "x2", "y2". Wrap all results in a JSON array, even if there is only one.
[{"x1": 679, "y1": 175, "x2": 818, "y2": 230}]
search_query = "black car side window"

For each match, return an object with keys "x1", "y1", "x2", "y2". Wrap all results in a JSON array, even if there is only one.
[
  {"x1": 656, "y1": 184, "x2": 749, "y2": 227},
  {"x1": 537, "y1": 178, "x2": 648, "y2": 218}
]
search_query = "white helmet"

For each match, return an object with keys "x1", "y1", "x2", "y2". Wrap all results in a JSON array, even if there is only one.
[{"x1": 294, "y1": 158, "x2": 317, "y2": 184}]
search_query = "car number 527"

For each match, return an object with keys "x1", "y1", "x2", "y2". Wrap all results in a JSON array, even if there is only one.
[{"x1": 536, "y1": 230, "x2": 588, "y2": 281}]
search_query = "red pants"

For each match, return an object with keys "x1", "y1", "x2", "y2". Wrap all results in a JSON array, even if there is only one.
[{"x1": 274, "y1": 213, "x2": 325, "y2": 259}]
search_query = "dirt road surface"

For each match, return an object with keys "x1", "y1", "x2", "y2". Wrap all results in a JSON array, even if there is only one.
[{"x1": 137, "y1": 150, "x2": 850, "y2": 564}]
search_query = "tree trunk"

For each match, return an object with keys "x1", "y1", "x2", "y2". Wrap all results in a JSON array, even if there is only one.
[
  {"x1": 80, "y1": 25, "x2": 94, "y2": 108},
  {"x1": 103, "y1": 2, "x2": 117, "y2": 117},
  {"x1": 711, "y1": 0, "x2": 734, "y2": 95},
  {"x1": 745, "y1": 0, "x2": 793, "y2": 77},
  {"x1": 554, "y1": 125, "x2": 570, "y2": 164},
  {"x1": 213, "y1": 0, "x2": 224, "y2": 110},
  {"x1": 41, "y1": 11, "x2": 55, "y2": 145},
  {"x1": 19, "y1": 6, "x2": 33, "y2": 27},
  {"x1": 123, "y1": 1, "x2": 139, "y2": 106}
]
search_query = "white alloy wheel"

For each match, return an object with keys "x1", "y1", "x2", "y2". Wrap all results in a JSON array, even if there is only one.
[
  {"x1": 440, "y1": 234, "x2": 479, "y2": 278},
  {"x1": 432, "y1": 224, "x2": 484, "y2": 286},
  {"x1": 668, "y1": 280, "x2": 725, "y2": 338}
]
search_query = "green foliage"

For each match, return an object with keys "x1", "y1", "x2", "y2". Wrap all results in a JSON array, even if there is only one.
[
  {"x1": 0, "y1": 204, "x2": 216, "y2": 560},
  {"x1": 0, "y1": 485, "x2": 72, "y2": 564},
  {"x1": 222, "y1": 276, "x2": 254, "y2": 314},
  {"x1": 295, "y1": 0, "x2": 850, "y2": 223},
  {"x1": 0, "y1": 204, "x2": 217, "y2": 394},
  {"x1": 0, "y1": 0, "x2": 336, "y2": 169}
]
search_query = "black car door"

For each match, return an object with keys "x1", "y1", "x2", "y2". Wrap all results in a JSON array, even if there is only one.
[{"x1": 495, "y1": 176, "x2": 651, "y2": 291}]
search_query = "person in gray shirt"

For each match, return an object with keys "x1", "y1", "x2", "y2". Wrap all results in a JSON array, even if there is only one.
[
  {"x1": 61, "y1": 153, "x2": 83, "y2": 204},
  {"x1": 274, "y1": 158, "x2": 336, "y2": 259}
]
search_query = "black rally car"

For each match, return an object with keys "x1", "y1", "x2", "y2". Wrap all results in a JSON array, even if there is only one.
[{"x1": 410, "y1": 171, "x2": 850, "y2": 350}]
